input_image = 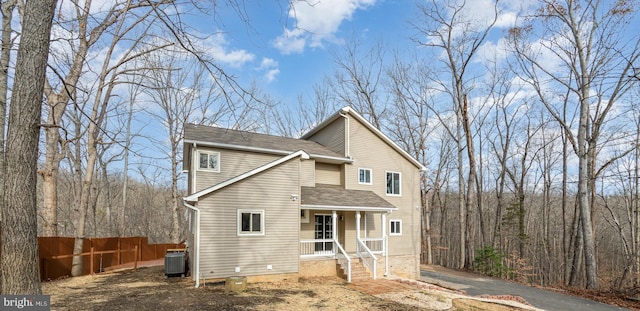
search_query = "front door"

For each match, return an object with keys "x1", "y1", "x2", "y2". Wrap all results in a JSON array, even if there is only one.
[{"x1": 314, "y1": 214, "x2": 333, "y2": 254}]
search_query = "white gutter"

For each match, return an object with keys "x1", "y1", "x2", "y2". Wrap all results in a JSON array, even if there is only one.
[
  {"x1": 184, "y1": 139, "x2": 290, "y2": 156},
  {"x1": 183, "y1": 201, "x2": 201, "y2": 288},
  {"x1": 301, "y1": 204, "x2": 397, "y2": 213},
  {"x1": 338, "y1": 108, "x2": 350, "y2": 158},
  {"x1": 312, "y1": 154, "x2": 354, "y2": 164},
  {"x1": 384, "y1": 211, "x2": 391, "y2": 276}
]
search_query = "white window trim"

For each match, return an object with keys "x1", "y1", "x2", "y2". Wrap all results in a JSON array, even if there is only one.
[
  {"x1": 358, "y1": 168, "x2": 373, "y2": 185},
  {"x1": 390, "y1": 219, "x2": 402, "y2": 236},
  {"x1": 237, "y1": 209, "x2": 265, "y2": 236},
  {"x1": 300, "y1": 209, "x2": 310, "y2": 223},
  {"x1": 197, "y1": 150, "x2": 221, "y2": 172},
  {"x1": 385, "y1": 171, "x2": 402, "y2": 196}
]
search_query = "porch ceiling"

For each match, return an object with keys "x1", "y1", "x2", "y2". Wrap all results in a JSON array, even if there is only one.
[{"x1": 300, "y1": 184, "x2": 397, "y2": 212}]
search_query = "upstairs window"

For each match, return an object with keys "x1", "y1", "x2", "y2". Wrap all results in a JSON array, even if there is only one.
[
  {"x1": 198, "y1": 151, "x2": 220, "y2": 172},
  {"x1": 390, "y1": 219, "x2": 402, "y2": 235},
  {"x1": 358, "y1": 168, "x2": 372, "y2": 185},
  {"x1": 238, "y1": 210, "x2": 264, "y2": 236},
  {"x1": 386, "y1": 171, "x2": 401, "y2": 195}
]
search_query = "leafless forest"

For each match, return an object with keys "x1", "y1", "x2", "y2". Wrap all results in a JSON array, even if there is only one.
[{"x1": 2, "y1": 0, "x2": 639, "y2": 295}]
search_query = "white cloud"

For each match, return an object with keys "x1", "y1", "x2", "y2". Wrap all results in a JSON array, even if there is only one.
[
  {"x1": 256, "y1": 57, "x2": 280, "y2": 83},
  {"x1": 265, "y1": 69, "x2": 280, "y2": 83},
  {"x1": 201, "y1": 32, "x2": 255, "y2": 67},
  {"x1": 259, "y1": 58, "x2": 278, "y2": 70},
  {"x1": 274, "y1": 0, "x2": 376, "y2": 54}
]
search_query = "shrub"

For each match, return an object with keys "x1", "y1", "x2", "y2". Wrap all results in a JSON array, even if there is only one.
[{"x1": 473, "y1": 246, "x2": 511, "y2": 277}]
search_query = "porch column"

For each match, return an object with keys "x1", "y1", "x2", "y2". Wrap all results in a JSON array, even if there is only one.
[
  {"x1": 355, "y1": 211, "x2": 361, "y2": 240},
  {"x1": 382, "y1": 212, "x2": 389, "y2": 276},
  {"x1": 332, "y1": 211, "x2": 337, "y2": 242}
]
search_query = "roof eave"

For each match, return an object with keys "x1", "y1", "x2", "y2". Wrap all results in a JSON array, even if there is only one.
[
  {"x1": 183, "y1": 139, "x2": 351, "y2": 164},
  {"x1": 301, "y1": 204, "x2": 397, "y2": 212}
]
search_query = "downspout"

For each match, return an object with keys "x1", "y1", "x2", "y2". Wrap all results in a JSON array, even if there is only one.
[
  {"x1": 339, "y1": 108, "x2": 350, "y2": 158},
  {"x1": 383, "y1": 211, "x2": 390, "y2": 276},
  {"x1": 183, "y1": 201, "x2": 201, "y2": 288},
  {"x1": 192, "y1": 143, "x2": 197, "y2": 192}
]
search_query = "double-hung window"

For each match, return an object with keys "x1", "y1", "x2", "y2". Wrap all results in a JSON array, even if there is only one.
[
  {"x1": 198, "y1": 151, "x2": 220, "y2": 172},
  {"x1": 238, "y1": 210, "x2": 264, "y2": 236},
  {"x1": 358, "y1": 168, "x2": 372, "y2": 185},
  {"x1": 390, "y1": 219, "x2": 402, "y2": 235},
  {"x1": 386, "y1": 171, "x2": 401, "y2": 195}
]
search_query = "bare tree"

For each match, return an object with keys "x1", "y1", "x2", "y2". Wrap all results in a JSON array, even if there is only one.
[
  {"x1": 140, "y1": 51, "x2": 225, "y2": 243},
  {"x1": 330, "y1": 39, "x2": 388, "y2": 128},
  {"x1": 412, "y1": 0, "x2": 498, "y2": 269},
  {"x1": 386, "y1": 55, "x2": 436, "y2": 264},
  {"x1": 510, "y1": 0, "x2": 640, "y2": 289},
  {"x1": 1, "y1": 0, "x2": 56, "y2": 294}
]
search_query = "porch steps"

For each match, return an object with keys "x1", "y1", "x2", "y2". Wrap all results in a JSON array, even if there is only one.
[{"x1": 338, "y1": 260, "x2": 372, "y2": 282}]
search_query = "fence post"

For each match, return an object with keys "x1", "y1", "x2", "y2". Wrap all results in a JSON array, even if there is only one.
[
  {"x1": 133, "y1": 246, "x2": 138, "y2": 272},
  {"x1": 90, "y1": 247, "x2": 95, "y2": 275}
]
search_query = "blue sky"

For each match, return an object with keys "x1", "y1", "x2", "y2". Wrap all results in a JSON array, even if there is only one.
[{"x1": 189, "y1": 0, "x2": 416, "y2": 106}]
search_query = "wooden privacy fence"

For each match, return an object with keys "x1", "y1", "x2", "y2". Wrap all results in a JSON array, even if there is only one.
[{"x1": 39, "y1": 236, "x2": 185, "y2": 281}]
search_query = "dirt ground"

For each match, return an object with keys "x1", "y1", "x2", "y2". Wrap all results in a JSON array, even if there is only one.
[{"x1": 42, "y1": 266, "x2": 536, "y2": 310}]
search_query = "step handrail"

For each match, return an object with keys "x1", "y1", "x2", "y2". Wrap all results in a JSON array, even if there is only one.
[
  {"x1": 334, "y1": 239, "x2": 351, "y2": 283},
  {"x1": 356, "y1": 238, "x2": 377, "y2": 280}
]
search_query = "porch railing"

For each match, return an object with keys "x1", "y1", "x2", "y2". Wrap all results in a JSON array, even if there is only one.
[
  {"x1": 362, "y1": 238, "x2": 385, "y2": 254},
  {"x1": 300, "y1": 239, "x2": 335, "y2": 257},
  {"x1": 356, "y1": 238, "x2": 377, "y2": 280},
  {"x1": 334, "y1": 240, "x2": 351, "y2": 283}
]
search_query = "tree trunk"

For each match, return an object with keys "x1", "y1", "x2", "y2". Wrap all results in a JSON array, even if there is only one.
[
  {"x1": 569, "y1": 205, "x2": 583, "y2": 287},
  {"x1": 170, "y1": 141, "x2": 181, "y2": 243},
  {"x1": 457, "y1": 123, "x2": 466, "y2": 269},
  {"x1": 71, "y1": 123, "x2": 99, "y2": 276},
  {"x1": 40, "y1": 93, "x2": 68, "y2": 236},
  {"x1": 421, "y1": 172, "x2": 432, "y2": 264},
  {"x1": 1, "y1": 0, "x2": 56, "y2": 294},
  {"x1": 462, "y1": 95, "x2": 484, "y2": 249}
]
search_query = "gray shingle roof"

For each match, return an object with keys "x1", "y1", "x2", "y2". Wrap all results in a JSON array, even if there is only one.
[
  {"x1": 301, "y1": 184, "x2": 396, "y2": 209},
  {"x1": 184, "y1": 123, "x2": 344, "y2": 159}
]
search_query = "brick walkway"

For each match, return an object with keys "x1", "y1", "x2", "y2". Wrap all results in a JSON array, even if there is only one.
[{"x1": 348, "y1": 279, "x2": 417, "y2": 295}]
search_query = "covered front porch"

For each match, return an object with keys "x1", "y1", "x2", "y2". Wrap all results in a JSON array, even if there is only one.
[{"x1": 298, "y1": 185, "x2": 397, "y2": 282}]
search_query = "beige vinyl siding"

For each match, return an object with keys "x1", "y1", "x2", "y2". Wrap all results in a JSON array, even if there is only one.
[
  {"x1": 315, "y1": 162, "x2": 342, "y2": 185},
  {"x1": 299, "y1": 210, "x2": 315, "y2": 240},
  {"x1": 342, "y1": 212, "x2": 356, "y2": 252},
  {"x1": 344, "y1": 117, "x2": 422, "y2": 258},
  {"x1": 300, "y1": 159, "x2": 315, "y2": 187},
  {"x1": 363, "y1": 212, "x2": 382, "y2": 238},
  {"x1": 306, "y1": 117, "x2": 345, "y2": 156},
  {"x1": 194, "y1": 147, "x2": 280, "y2": 193},
  {"x1": 197, "y1": 159, "x2": 300, "y2": 280}
]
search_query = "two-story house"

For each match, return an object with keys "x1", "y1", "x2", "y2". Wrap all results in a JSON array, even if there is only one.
[{"x1": 182, "y1": 107, "x2": 425, "y2": 287}]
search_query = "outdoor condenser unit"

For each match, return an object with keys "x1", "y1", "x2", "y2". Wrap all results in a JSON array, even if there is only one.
[{"x1": 164, "y1": 252, "x2": 185, "y2": 277}]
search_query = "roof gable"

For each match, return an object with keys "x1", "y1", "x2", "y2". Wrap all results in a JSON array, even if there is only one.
[
  {"x1": 301, "y1": 107, "x2": 426, "y2": 171},
  {"x1": 184, "y1": 150, "x2": 309, "y2": 202}
]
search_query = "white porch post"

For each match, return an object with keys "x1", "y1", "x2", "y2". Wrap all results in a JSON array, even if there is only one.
[
  {"x1": 382, "y1": 212, "x2": 389, "y2": 276},
  {"x1": 332, "y1": 211, "x2": 338, "y2": 243},
  {"x1": 356, "y1": 211, "x2": 361, "y2": 240}
]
